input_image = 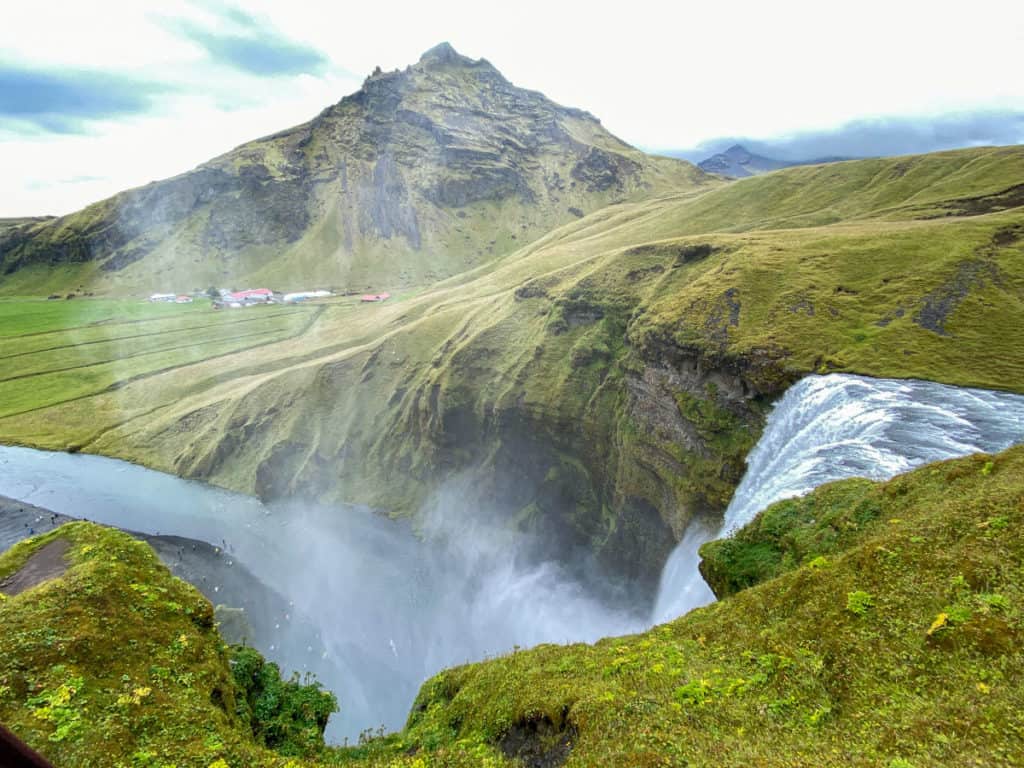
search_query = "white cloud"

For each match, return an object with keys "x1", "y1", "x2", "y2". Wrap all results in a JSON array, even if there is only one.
[{"x1": 1, "y1": 0, "x2": 1022, "y2": 215}]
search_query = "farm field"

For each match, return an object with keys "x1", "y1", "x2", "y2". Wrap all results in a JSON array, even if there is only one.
[{"x1": 0, "y1": 298, "x2": 319, "y2": 422}]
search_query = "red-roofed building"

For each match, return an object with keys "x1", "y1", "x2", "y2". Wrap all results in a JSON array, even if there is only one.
[
  {"x1": 229, "y1": 288, "x2": 273, "y2": 302},
  {"x1": 360, "y1": 292, "x2": 391, "y2": 303}
]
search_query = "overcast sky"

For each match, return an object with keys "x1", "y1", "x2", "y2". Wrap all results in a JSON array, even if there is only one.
[{"x1": 2, "y1": 0, "x2": 1023, "y2": 216}]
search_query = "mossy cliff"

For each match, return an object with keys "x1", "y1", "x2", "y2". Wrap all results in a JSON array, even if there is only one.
[
  {"x1": 0, "y1": 43, "x2": 705, "y2": 296},
  {"x1": 5, "y1": 446, "x2": 1024, "y2": 766},
  {"x1": 0, "y1": 522, "x2": 336, "y2": 767},
  {"x1": 1, "y1": 145, "x2": 1023, "y2": 592}
]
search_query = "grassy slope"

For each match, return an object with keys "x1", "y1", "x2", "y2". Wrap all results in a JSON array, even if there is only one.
[
  {"x1": 0, "y1": 522, "x2": 336, "y2": 768},
  {"x1": 0, "y1": 146, "x2": 1021, "y2": 584},
  {"x1": 341, "y1": 445, "x2": 1024, "y2": 767}
]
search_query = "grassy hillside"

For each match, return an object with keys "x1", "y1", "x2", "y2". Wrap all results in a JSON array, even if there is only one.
[
  {"x1": 4, "y1": 447, "x2": 1022, "y2": 766},
  {"x1": 0, "y1": 44, "x2": 706, "y2": 298},
  {"x1": 0, "y1": 145, "x2": 1021, "y2": 588}
]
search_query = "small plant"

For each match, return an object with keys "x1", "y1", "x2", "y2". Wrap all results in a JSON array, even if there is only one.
[
  {"x1": 674, "y1": 679, "x2": 711, "y2": 706},
  {"x1": 976, "y1": 593, "x2": 1009, "y2": 613},
  {"x1": 846, "y1": 590, "x2": 874, "y2": 616},
  {"x1": 229, "y1": 645, "x2": 337, "y2": 757},
  {"x1": 807, "y1": 705, "x2": 832, "y2": 727},
  {"x1": 926, "y1": 612, "x2": 949, "y2": 636},
  {"x1": 27, "y1": 676, "x2": 85, "y2": 743}
]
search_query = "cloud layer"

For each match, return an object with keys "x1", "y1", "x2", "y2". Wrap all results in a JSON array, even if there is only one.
[
  {"x1": 0, "y1": 65, "x2": 168, "y2": 133},
  {"x1": 164, "y1": 6, "x2": 328, "y2": 77},
  {"x1": 669, "y1": 111, "x2": 1024, "y2": 164}
]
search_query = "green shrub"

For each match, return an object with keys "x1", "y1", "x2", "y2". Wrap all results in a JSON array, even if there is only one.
[
  {"x1": 229, "y1": 645, "x2": 338, "y2": 757},
  {"x1": 846, "y1": 590, "x2": 874, "y2": 616}
]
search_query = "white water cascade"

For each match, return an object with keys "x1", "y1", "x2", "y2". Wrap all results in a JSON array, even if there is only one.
[{"x1": 651, "y1": 373, "x2": 1024, "y2": 624}]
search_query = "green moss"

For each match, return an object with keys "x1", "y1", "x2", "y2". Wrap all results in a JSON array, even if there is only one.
[
  {"x1": 229, "y1": 646, "x2": 337, "y2": 757},
  {"x1": 0, "y1": 523, "x2": 334, "y2": 767},
  {"x1": 699, "y1": 478, "x2": 882, "y2": 597}
]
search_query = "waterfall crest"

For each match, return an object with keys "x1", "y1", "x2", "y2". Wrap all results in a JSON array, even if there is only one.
[{"x1": 651, "y1": 374, "x2": 1024, "y2": 624}]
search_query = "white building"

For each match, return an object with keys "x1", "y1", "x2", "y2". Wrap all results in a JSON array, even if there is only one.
[{"x1": 283, "y1": 290, "x2": 332, "y2": 303}]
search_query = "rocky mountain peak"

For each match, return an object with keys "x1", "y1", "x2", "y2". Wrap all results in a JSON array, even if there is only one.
[
  {"x1": 0, "y1": 45, "x2": 704, "y2": 291},
  {"x1": 417, "y1": 41, "x2": 470, "y2": 67},
  {"x1": 723, "y1": 144, "x2": 752, "y2": 159}
]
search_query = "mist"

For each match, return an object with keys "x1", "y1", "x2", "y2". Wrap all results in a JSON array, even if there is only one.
[{"x1": 249, "y1": 483, "x2": 646, "y2": 741}]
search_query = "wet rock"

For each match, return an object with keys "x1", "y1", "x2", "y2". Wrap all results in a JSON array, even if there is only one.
[
  {"x1": 913, "y1": 259, "x2": 1003, "y2": 336},
  {"x1": 499, "y1": 712, "x2": 576, "y2": 768}
]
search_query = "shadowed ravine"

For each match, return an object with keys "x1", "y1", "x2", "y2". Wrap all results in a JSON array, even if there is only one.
[{"x1": 2, "y1": 374, "x2": 1024, "y2": 743}]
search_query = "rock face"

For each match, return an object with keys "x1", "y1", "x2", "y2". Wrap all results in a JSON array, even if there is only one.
[{"x1": 0, "y1": 43, "x2": 704, "y2": 293}]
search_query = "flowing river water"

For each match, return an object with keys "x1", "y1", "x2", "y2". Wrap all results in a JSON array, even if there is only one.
[{"x1": 2, "y1": 374, "x2": 1024, "y2": 741}]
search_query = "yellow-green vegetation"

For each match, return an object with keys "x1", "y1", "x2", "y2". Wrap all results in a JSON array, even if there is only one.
[
  {"x1": 698, "y1": 478, "x2": 890, "y2": 597},
  {"x1": 0, "y1": 145, "x2": 1022, "y2": 586},
  {"x1": 0, "y1": 522, "x2": 336, "y2": 767},
  {"x1": 334, "y1": 445, "x2": 1024, "y2": 767}
]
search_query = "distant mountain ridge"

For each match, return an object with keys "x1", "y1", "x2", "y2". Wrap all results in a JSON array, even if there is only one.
[
  {"x1": 698, "y1": 143, "x2": 851, "y2": 178},
  {"x1": 0, "y1": 43, "x2": 707, "y2": 295}
]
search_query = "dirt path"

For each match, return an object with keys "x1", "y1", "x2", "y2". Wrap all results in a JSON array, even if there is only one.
[{"x1": 0, "y1": 537, "x2": 71, "y2": 596}]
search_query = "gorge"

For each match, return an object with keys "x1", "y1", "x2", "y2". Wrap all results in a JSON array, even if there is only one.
[{"x1": 3, "y1": 373, "x2": 1023, "y2": 743}]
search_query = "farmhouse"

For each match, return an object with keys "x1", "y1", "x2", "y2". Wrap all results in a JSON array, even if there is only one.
[
  {"x1": 361, "y1": 292, "x2": 391, "y2": 303},
  {"x1": 229, "y1": 288, "x2": 273, "y2": 303}
]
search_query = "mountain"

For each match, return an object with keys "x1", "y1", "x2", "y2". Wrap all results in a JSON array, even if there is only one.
[
  {"x1": 0, "y1": 43, "x2": 707, "y2": 296},
  {"x1": 697, "y1": 143, "x2": 792, "y2": 177},
  {"x1": 697, "y1": 143, "x2": 850, "y2": 178}
]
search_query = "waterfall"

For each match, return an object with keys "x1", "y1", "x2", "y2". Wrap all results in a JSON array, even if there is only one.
[{"x1": 651, "y1": 374, "x2": 1024, "y2": 624}]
